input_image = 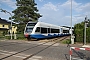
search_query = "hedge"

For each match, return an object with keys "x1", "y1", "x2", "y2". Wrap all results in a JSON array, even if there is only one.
[{"x1": 75, "y1": 28, "x2": 90, "y2": 43}]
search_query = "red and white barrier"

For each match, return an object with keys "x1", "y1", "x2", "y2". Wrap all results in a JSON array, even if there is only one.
[{"x1": 69, "y1": 47, "x2": 90, "y2": 60}]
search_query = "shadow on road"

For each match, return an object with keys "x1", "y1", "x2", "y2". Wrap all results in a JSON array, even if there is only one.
[{"x1": 64, "y1": 54, "x2": 69, "y2": 60}]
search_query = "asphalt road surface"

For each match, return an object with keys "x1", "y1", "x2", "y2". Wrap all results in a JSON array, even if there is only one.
[{"x1": 0, "y1": 40, "x2": 90, "y2": 60}]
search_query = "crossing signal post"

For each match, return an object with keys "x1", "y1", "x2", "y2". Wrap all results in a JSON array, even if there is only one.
[
  {"x1": 84, "y1": 16, "x2": 90, "y2": 45},
  {"x1": 84, "y1": 16, "x2": 87, "y2": 45},
  {"x1": 87, "y1": 19, "x2": 90, "y2": 27}
]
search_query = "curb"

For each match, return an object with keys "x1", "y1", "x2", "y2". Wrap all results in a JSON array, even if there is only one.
[{"x1": 82, "y1": 45, "x2": 90, "y2": 47}]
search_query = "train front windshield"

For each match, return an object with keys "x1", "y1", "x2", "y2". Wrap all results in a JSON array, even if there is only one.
[{"x1": 25, "y1": 23, "x2": 36, "y2": 33}]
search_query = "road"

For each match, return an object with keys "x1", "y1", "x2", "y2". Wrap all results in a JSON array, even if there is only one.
[{"x1": 0, "y1": 39, "x2": 90, "y2": 60}]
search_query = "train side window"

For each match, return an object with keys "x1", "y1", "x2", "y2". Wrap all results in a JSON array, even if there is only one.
[
  {"x1": 63, "y1": 30, "x2": 69, "y2": 33},
  {"x1": 51, "y1": 29, "x2": 59, "y2": 33},
  {"x1": 35, "y1": 27, "x2": 40, "y2": 32},
  {"x1": 26, "y1": 28, "x2": 33, "y2": 32},
  {"x1": 41, "y1": 27, "x2": 47, "y2": 33}
]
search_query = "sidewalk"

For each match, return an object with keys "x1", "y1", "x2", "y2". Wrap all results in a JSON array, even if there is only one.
[
  {"x1": 82, "y1": 44, "x2": 90, "y2": 47},
  {"x1": 69, "y1": 43, "x2": 90, "y2": 48}
]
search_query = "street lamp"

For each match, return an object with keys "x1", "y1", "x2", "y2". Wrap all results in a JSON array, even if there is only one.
[
  {"x1": 70, "y1": 0, "x2": 74, "y2": 44},
  {"x1": 0, "y1": 8, "x2": 12, "y2": 40}
]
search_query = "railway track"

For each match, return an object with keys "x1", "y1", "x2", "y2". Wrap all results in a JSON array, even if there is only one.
[{"x1": 0, "y1": 36, "x2": 70, "y2": 60}]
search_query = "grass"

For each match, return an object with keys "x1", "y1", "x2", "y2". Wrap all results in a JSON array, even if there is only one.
[
  {"x1": 60, "y1": 39, "x2": 71, "y2": 44},
  {"x1": 0, "y1": 34, "x2": 27, "y2": 40}
]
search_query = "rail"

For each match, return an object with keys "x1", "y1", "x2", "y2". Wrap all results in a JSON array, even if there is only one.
[{"x1": 0, "y1": 36, "x2": 69, "y2": 60}]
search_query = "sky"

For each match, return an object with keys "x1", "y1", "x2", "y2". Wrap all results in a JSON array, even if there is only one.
[{"x1": 0, "y1": 0, "x2": 90, "y2": 26}]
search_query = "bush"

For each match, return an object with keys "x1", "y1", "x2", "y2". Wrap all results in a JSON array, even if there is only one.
[
  {"x1": 4, "y1": 35, "x2": 14, "y2": 39},
  {"x1": 4, "y1": 34, "x2": 26, "y2": 40},
  {"x1": 75, "y1": 28, "x2": 90, "y2": 43},
  {"x1": 62, "y1": 39, "x2": 71, "y2": 44},
  {"x1": 75, "y1": 29, "x2": 84, "y2": 42},
  {"x1": 16, "y1": 34, "x2": 26, "y2": 40}
]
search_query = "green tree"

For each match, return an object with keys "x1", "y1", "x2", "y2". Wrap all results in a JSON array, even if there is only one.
[
  {"x1": 11, "y1": 0, "x2": 42, "y2": 33},
  {"x1": 74, "y1": 22, "x2": 84, "y2": 29},
  {"x1": 74, "y1": 19, "x2": 90, "y2": 43}
]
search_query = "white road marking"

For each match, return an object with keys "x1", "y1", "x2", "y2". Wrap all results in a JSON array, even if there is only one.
[
  {"x1": 0, "y1": 52, "x2": 11, "y2": 55},
  {"x1": 0, "y1": 50, "x2": 16, "y2": 54},
  {"x1": 32, "y1": 56, "x2": 42, "y2": 59},
  {"x1": 43, "y1": 42, "x2": 54, "y2": 45},
  {"x1": 0, "y1": 52, "x2": 26, "y2": 58},
  {"x1": 0, "y1": 50, "x2": 42, "y2": 60},
  {"x1": 0, "y1": 50, "x2": 28, "y2": 58},
  {"x1": 53, "y1": 43, "x2": 59, "y2": 46},
  {"x1": 28, "y1": 56, "x2": 42, "y2": 60},
  {"x1": 13, "y1": 55, "x2": 26, "y2": 58}
]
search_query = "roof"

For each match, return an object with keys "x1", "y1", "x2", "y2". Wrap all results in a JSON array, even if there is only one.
[{"x1": 0, "y1": 18, "x2": 15, "y2": 24}]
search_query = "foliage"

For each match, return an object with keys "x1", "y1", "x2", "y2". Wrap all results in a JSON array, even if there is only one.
[
  {"x1": 4, "y1": 34, "x2": 26, "y2": 40},
  {"x1": 5, "y1": 36, "x2": 11, "y2": 39},
  {"x1": 16, "y1": 34, "x2": 26, "y2": 40},
  {"x1": 62, "y1": 39, "x2": 71, "y2": 44},
  {"x1": 3, "y1": 30, "x2": 8, "y2": 36},
  {"x1": 74, "y1": 19, "x2": 90, "y2": 43},
  {"x1": 74, "y1": 21, "x2": 84, "y2": 29},
  {"x1": 11, "y1": 0, "x2": 42, "y2": 34},
  {"x1": 86, "y1": 28, "x2": 90, "y2": 43},
  {"x1": 16, "y1": 23, "x2": 25, "y2": 33},
  {"x1": 74, "y1": 29, "x2": 84, "y2": 42}
]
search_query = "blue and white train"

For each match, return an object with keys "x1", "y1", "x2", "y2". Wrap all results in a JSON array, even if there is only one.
[{"x1": 24, "y1": 21, "x2": 71, "y2": 39}]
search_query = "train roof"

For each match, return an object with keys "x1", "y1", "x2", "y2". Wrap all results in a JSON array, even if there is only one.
[
  {"x1": 61, "y1": 26, "x2": 74, "y2": 29},
  {"x1": 36, "y1": 22, "x2": 60, "y2": 28},
  {"x1": 27, "y1": 21, "x2": 72, "y2": 29},
  {"x1": 38, "y1": 21, "x2": 59, "y2": 26}
]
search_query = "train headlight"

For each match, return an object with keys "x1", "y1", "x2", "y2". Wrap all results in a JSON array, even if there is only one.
[{"x1": 25, "y1": 33, "x2": 29, "y2": 37}]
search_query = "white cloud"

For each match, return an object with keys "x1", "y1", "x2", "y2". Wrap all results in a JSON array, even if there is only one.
[
  {"x1": 76, "y1": 3, "x2": 90, "y2": 12},
  {"x1": 0, "y1": 0, "x2": 90, "y2": 26},
  {"x1": 41, "y1": 2, "x2": 59, "y2": 11},
  {"x1": 61, "y1": 0, "x2": 81, "y2": 12},
  {"x1": 39, "y1": 0, "x2": 90, "y2": 26},
  {"x1": 0, "y1": 12, "x2": 10, "y2": 20},
  {"x1": 0, "y1": 0, "x2": 16, "y2": 9},
  {"x1": 39, "y1": 0, "x2": 43, "y2": 2},
  {"x1": 39, "y1": 4, "x2": 68, "y2": 26}
]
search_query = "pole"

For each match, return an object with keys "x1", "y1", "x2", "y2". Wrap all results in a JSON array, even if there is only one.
[
  {"x1": 84, "y1": 23, "x2": 86, "y2": 45},
  {"x1": 71, "y1": 0, "x2": 74, "y2": 44},
  {"x1": 70, "y1": 47, "x2": 72, "y2": 60},
  {"x1": 8, "y1": 12, "x2": 12, "y2": 40},
  {"x1": 84, "y1": 16, "x2": 87, "y2": 45}
]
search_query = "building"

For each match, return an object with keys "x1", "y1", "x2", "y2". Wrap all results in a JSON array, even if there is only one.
[{"x1": 0, "y1": 18, "x2": 17, "y2": 36}]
